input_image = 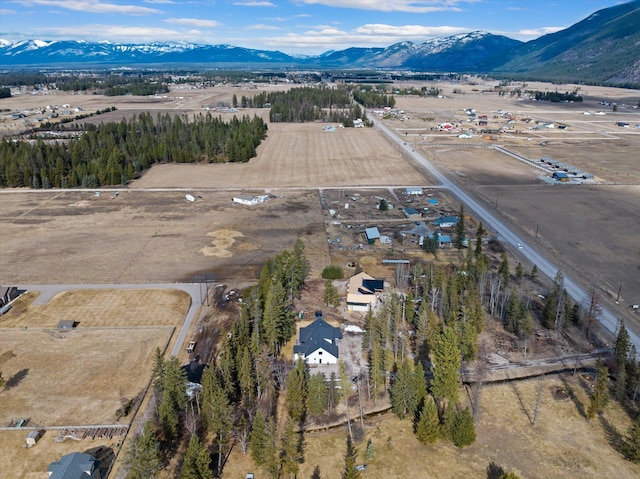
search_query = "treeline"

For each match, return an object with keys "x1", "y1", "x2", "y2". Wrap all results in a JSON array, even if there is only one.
[
  {"x1": 352, "y1": 87, "x2": 396, "y2": 108},
  {"x1": 243, "y1": 85, "x2": 366, "y2": 124},
  {"x1": 104, "y1": 81, "x2": 169, "y2": 96},
  {"x1": 530, "y1": 90, "x2": 583, "y2": 102},
  {"x1": 124, "y1": 241, "x2": 312, "y2": 478},
  {"x1": 0, "y1": 112, "x2": 267, "y2": 188}
]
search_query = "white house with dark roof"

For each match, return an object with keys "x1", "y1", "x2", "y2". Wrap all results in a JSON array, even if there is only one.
[
  {"x1": 47, "y1": 452, "x2": 100, "y2": 479},
  {"x1": 293, "y1": 318, "x2": 342, "y2": 365}
]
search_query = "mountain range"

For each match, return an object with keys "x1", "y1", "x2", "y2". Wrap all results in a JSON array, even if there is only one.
[{"x1": 1, "y1": 0, "x2": 639, "y2": 85}]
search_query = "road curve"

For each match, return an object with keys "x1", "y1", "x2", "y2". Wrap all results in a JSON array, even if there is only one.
[
  {"x1": 16, "y1": 282, "x2": 204, "y2": 357},
  {"x1": 370, "y1": 116, "x2": 640, "y2": 354}
]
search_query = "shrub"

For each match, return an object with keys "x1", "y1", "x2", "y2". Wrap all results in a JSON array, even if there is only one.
[{"x1": 321, "y1": 265, "x2": 344, "y2": 280}]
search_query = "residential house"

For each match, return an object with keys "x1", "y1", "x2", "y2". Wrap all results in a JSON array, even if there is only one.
[
  {"x1": 346, "y1": 272, "x2": 384, "y2": 313},
  {"x1": 553, "y1": 172, "x2": 570, "y2": 182},
  {"x1": 434, "y1": 216, "x2": 459, "y2": 228},
  {"x1": 293, "y1": 318, "x2": 342, "y2": 365},
  {"x1": 47, "y1": 452, "x2": 100, "y2": 479},
  {"x1": 232, "y1": 195, "x2": 269, "y2": 206}
]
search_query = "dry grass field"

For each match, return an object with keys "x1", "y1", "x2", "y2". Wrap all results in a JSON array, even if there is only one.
[{"x1": 1, "y1": 78, "x2": 639, "y2": 479}]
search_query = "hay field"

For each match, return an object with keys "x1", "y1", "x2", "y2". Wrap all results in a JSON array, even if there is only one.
[
  {"x1": 131, "y1": 122, "x2": 429, "y2": 189},
  {"x1": 0, "y1": 328, "x2": 171, "y2": 425},
  {"x1": 0, "y1": 289, "x2": 190, "y2": 328}
]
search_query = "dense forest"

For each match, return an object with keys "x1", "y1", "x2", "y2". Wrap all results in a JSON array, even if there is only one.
[
  {"x1": 529, "y1": 90, "x2": 583, "y2": 102},
  {"x1": 241, "y1": 85, "x2": 364, "y2": 124},
  {"x1": 0, "y1": 72, "x2": 169, "y2": 95},
  {"x1": 0, "y1": 112, "x2": 267, "y2": 188},
  {"x1": 351, "y1": 87, "x2": 396, "y2": 108}
]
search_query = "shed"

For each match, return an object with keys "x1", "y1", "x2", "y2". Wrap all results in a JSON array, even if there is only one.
[
  {"x1": 403, "y1": 207, "x2": 421, "y2": 219},
  {"x1": 58, "y1": 320, "x2": 77, "y2": 331},
  {"x1": 552, "y1": 172, "x2": 570, "y2": 182},
  {"x1": 365, "y1": 227, "x2": 380, "y2": 244},
  {"x1": 26, "y1": 430, "x2": 41, "y2": 447}
]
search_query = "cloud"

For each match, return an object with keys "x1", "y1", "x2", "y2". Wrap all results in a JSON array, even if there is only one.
[
  {"x1": 143, "y1": 0, "x2": 174, "y2": 3},
  {"x1": 291, "y1": 0, "x2": 475, "y2": 13},
  {"x1": 246, "y1": 24, "x2": 281, "y2": 30},
  {"x1": 12, "y1": 0, "x2": 160, "y2": 15},
  {"x1": 0, "y1": 8, "x2": 17, "y2": 14},
  {"x1": 518, "y1": 26, "x2": 564, "y2": 37},
  {"x1": 354, "y1": 23, "x2": 466, "y2": 36},
  {"x1": 233, "y1": 1, "x2": 274, "y2": 6},
  {"x1": 41, "y1": 24, "x2": 200, "y2": 42},
  {"x1": 165, "y1": 18, "x2": 221, "y2": 27}
]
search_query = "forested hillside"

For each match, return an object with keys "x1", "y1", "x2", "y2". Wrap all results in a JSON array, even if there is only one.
[{"x1": 0, "y1": 112, "x2": 267, "y2": 188}]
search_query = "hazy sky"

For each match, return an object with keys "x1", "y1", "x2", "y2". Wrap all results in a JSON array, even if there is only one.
[{"x1": 0, "y1": 0, "x2": 630, "y2": 54}]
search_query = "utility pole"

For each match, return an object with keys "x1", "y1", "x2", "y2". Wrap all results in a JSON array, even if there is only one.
[
  {"x1": 616, "y1": 283, "x2": 623, "y2": 302},
  {"x1": 495, "y1": 194, "x2": 499, "y2": 209}
]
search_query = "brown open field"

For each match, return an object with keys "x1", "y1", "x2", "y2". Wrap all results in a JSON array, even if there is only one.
[{"x1": 0, "y1": 327, "x2": 171, "y2": 425}]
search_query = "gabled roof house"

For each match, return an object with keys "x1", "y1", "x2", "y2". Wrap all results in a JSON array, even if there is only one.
[
  {"x1": 47, "y1": 452, "x2": 100, "y2": 479},
  {"x1": 434, "y1": 216, "x2": 459, "y2": 228},
  {"x1": 293, "y1": 318, "x2": 342, "y2": 365},
  {"x1": 346, "y1": 272, "x2": 384, "y2": 313}
]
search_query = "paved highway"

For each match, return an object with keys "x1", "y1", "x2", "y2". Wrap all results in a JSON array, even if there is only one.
[{"x1": 370, "y1": 116, "x2": 640, "y2": 354}]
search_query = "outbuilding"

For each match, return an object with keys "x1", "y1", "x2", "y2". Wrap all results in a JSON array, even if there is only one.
[
  {"x1": 403, "y1": 207, "x2": 421, "y2": 219},
  {"x1": 553, "y1": 171, "x2": 570, "y2": 182},
  {"x1": 365, "y1": 227, "x2": 380, "y2": 244}
]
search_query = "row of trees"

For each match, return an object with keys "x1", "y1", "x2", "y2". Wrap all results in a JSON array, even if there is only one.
[
  {"x1": 0, "y1": 111, "x2": 268, "y2": 188},
  {"x1": 351, "y1": 87, "x2": 396, "y2": 108},
  {"x1": 529, "y1": 90, "x2": 583, "y2": 102}
]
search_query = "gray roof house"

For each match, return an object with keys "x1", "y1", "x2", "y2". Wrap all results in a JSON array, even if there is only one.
[
  {"x1": 294, "y1": 319, "x2": 342, "y2": 365},
  {"x1": 47, "y1": 452, "x2": 100, "y2": 479},
  {"x1": 434, "y1": 216, "x2": 459, "y2": 228}
]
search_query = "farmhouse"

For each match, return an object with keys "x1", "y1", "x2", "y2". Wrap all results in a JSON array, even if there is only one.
[
  {"x1": 434, "y1": 216, "x2": 459, "y2": 228},
  {"x1": 365, "y1": 227, "x2": 381, "y2": 244},
  {"x1": 347, "y1": 272, "x2": 384, "y2": 312},
  {"x1": 293, "y1": 318, "x2": 342, "y2": 365},
  {"x1": 47, "y1": 452, "x2": 100, "y2": 479}
]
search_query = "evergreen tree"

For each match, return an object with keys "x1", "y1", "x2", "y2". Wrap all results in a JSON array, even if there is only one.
[
  {"x1": 498, "y1": 253, "x2": 509, "y2": 286},
  {"x1": 263, "y1": 416, "x2": 280, "y2": 479},
  {"x1": 280, "y1": 420, "x2": 302, "y2": 478},
  {"x1": 499, "y1": 473, "x2": 521, "y2": 479},
  {"x1": 157, "y1": 357, "x2": 187, "y2": 442},
  {"x1": 454, "y1": 205, "x2": 466, "y2": 249},
  {"x1": 415, "y1": 396, "x2": 440, "y2": 445},
  {"x1": 180, "y1": 435, "x2": 213, "y2": 479},
  {"x1": 431, "y1": 327, "x2": 461, "y2": 409},
  {"x1": 126, "y1": 422, "x2": 163, "y2": 479},
  {"x1": 368, "y1": 341, "x2": 386, "y2": 403},
  {"x1": 529, "y1": 265, "x2": 538, "y2": 280},
  {"x1": 451, "y1": 407, "x2": 476, "y2": 448},
  {"x1": 324, "y1": 279, "x2": 340, "y2": 307},
  {"x1": 515, "y1": 262, "x2": 524, "y2": 282},
  {"x1": 342, "y1": 435, "x2": 361, "y2": 479},
  {"x1": 440, "y1": 401, "x2": 456, "y2": 442},
  {"x1": 615, "y1": 321, "x2": 631, "y2": 368},
  {"x1": 202, "y1": 367, "x2": 233, "y2": 474},
  {"x1": 378, "y1": 198, "x2": 388, "y2": 211},
  {"x1": 286, "y1": 358, "x2": 309, "y2": 422},
  {"x1": 307, "y1": 372, "x2": 329, "y2": 416},
  {"x1": 587, "y1": 360, "x2": 610, "y2": 419},
  {"x1": 262, "y1": 280, "x2": 295, "y2": 354},
  {"x1": 391, "y1": 358, "x2": 414, "y2": 419},
  {"x1": 622, "y1": 415, "x2": 640, "y2": 463},
  {"x1": 250, "y1": 412, "x2": 268, "y2": 466},
  {"x1": 474, "y1": 222, "x2": 485, "y2": 257}
]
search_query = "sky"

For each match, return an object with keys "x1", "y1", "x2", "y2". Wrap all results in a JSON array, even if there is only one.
[{"x1": 0, "y1": 0, "x2": 631, "y2": 54}]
